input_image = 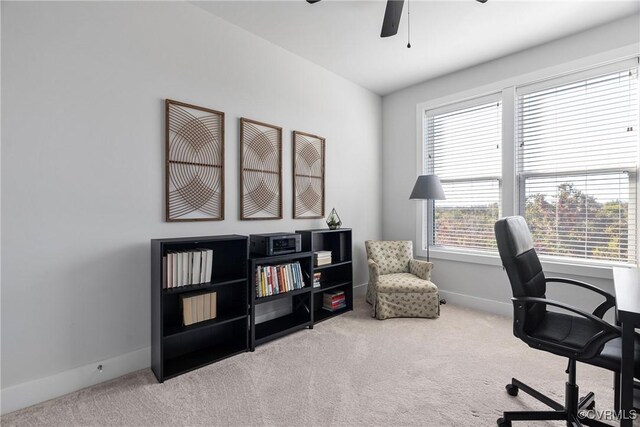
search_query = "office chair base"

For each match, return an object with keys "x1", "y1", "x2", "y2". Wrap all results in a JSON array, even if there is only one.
[{"x1": 497, "y1": 377, "x2": 611, "y2": 427}]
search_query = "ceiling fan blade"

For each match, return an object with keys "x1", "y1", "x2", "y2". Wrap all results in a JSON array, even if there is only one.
[
  {"x1": 476, "y1": 0, "x2": 488, "y2": 3},
  {"x1": 307, "y1": 0, "x2": 321, "y2": 3},
  {"x1": 380, "y1": 0, "x2": 404, "y2": 38}
]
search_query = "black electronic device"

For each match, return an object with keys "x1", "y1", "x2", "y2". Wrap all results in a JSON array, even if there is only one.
[{"x1": 250, "y1": 233, "x2": 301, "y2": 256}]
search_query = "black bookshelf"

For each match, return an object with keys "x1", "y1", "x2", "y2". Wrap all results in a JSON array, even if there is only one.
[
  {"x1": 249, "y1": 251, "x2": 313, "y2": 350},
  {"x1": 297, "y1": 229, "x2": 353, "y2": 324},
  {"x1": 151, "y1": 235, "x2": 249, "y2": 382}
]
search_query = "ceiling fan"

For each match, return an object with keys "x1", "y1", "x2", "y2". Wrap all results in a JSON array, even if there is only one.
[{"x1": 307, "y1": 0, "x2": 488, "y2": 38}]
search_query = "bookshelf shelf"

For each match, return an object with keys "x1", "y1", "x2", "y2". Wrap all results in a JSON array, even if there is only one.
[
  {"x1": 314, "y1": 306, "x2": 351, "y2": 323},
  {"x1": 297, "y1": 229, "x2": 353, "y2": 326},
  {"x1": 162, "y1": 277, "x2": 247, "y2": 296},
  {"x1": 312, "y1": 280, "x2": 351, "y2": 294},
  {"x1": 151, "y1": 235, "x2": 249, "y2": 383},
  {"x1": 255, "y1": 314, "x2": 312, "y2": 346},
  {"x1": 163, "y1": 312, "x2": 248, "y2": 338},
  {"x1": 254, "y1": 286, "x2": 311, "y2": 304},
  {"x1": 314, "y1": 260, "x2": 352, "y2": 271},
  {"x1": 163, "y1": 340, "x2": 247, "y2": 380}
]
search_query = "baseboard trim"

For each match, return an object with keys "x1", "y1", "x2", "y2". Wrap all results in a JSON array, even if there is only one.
[
  {"x1": 1, "y1": 347, "x2": 150, "y2": 415},
  {"x1": 353, "y1": 282, "x2": 367, "y2": 296},
  {"x1": 438, "y1": 290, "x2": 512, "y2": 317},
  {"x1": 1, "y1": 282, "x2": 369, "y2": 415}
]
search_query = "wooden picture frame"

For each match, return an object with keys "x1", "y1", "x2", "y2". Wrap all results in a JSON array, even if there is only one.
[
  {"x1": 240, "y1": 118, "x2": 283, "y2": 220},
  {"x1": 293, "y1": 131, "x2": 325, "y2": 219},
  {"x1": 165, "y1": 99, "x2": 224, "y2": 222}
]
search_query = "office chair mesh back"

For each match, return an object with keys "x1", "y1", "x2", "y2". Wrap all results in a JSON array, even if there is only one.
[{"x1": 494, "y1": 216, "x2": 546, "y2": 335}]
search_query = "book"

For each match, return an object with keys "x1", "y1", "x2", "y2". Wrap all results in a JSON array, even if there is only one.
[
  {"x1": 209, "y1": 292, "x2": 217, "y2": 319},
  {"x1": 199, "y1": 249, "x2": 208, "y2": 284},
  {"x1": 313, "y1": 272, "x2": 322, "y2": 288},
  {"x1": 204, "y1": 249, "x2": 214, "y2": 283},
  {"x1": 162, "y1": 256, "x2": 167, "y2": 289},
  {"x1": 272, "y1": 266, "x2": 279, "y2": 294},
  {"x1": 204, "y1": 292, "x2": 211, "y2": 319},
  {"x1": 176, "y1": 251, "x2": 183, "y2": 287},
  {"x1": 187, "y1": 251, "x2": 193, "y2": 285},
  {"x1": 196, "y1": 294, "x2": 205, "y2": 322},
  {"x1": 296, "y1": 263, "x2": 305, "y2": 288},
  {"x1": 192, "y1": 251, "x2": 202, "y2": 285},
  {"x1": 256, "y1": 266, "x2": 262, "y2": 297},
  {"x1": 182, "y1": 295, "x2": 194, "y2": 325},
  {"x1": 181, "y1": 252, "x2": 189, "y2": 286},
  {"x1": 323, "y1": 290, "x2": 346, "y2": 311},
  {"x1": 171, "y1": 252, "x2": 178, "y2": 288}
]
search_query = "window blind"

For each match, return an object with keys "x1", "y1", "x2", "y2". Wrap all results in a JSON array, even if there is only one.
[
  {"x1": 426, "y1": 99, "x2": 502, "y2": 251},
  {"x1": 517, "y1": 67, "x2": 639, "y2": 264}
]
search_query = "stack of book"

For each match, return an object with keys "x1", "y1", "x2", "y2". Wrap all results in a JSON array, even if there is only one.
[
  {"x1": 314, "y1": 251, "x2": 332, "y2": 266},
  {"x1": 256, "y1": 262, "x2": 306, "y2": 298},
  {"x1": 323, "y1": 290, "x2": 346, "y2": 312},
  {"x1": 313, "y1": 272, "x2": 322, "y2": 288},
  {"x1": 181, "y1": 292, "x2": 217, "y2": 326},
  {"x1": 163, "y1": 249, "x2": 214, "y2": 289}
]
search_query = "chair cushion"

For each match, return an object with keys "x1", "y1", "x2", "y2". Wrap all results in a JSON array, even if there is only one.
[
  {"x1": 377, "y1": 273, "x2": 438, "y2": 294},
  {"x1": 592, "y1": 336, "x2": 640, "y2": 376},
  {"x1": 530, "y1": 311, "x2": 603, "y2": 349},
  {"x1": 530, "y1": 311, "x2": 640, "y2": 376}
]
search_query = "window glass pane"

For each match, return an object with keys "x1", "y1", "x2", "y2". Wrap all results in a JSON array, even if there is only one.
[
  {"x1": 435, "y1": 180, "x2": 501, "y2": 250},
  {"x1": 524, "y1": 172, "x2": 635, "y2": 262},
  {"x1": 518, "y1": 68, "x2": 638, "y2": 264},
  {"x1": 426, "y1": 99, "x2": 502, "y2": 251}
]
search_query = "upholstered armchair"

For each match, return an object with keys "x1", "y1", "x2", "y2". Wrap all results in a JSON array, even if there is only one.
[{"x1": 365, "y1": 240, "x2": 440, "y2": 320}]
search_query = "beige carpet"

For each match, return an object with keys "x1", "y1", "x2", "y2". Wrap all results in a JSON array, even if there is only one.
[{"x1": 2, "y1": 298, "x2": 628, "y2": 426}]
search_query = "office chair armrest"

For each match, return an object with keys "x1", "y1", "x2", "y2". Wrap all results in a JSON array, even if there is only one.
[
  {"x1": 368, "y1": 259, "x2": 380, "y2": 284},
  {"x1": 409, "y1": 259, "x2": 432, "y2": 280},
  {"x1": 545, "y1": 277, "x2": 616, "y2": 318},
  {"x1": 512, "y1": 296, "x2": 620, "y2": 359}
]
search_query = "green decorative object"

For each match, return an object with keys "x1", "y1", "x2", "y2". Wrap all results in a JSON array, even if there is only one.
[{"x1": 326, "y1": 208, "x2": 342, "y2": 230}]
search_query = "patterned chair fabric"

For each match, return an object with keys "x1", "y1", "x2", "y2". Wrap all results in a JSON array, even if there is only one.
[{"x1": 365, "y1": 240, "x2": 440, "y2": 320}]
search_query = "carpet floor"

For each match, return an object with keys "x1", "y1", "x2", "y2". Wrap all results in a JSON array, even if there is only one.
[{"x1": 2, "y1": 298, "x2": 630, "y2": 426}]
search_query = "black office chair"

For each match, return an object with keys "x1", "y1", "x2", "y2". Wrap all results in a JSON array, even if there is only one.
[{"x1": 494, "y1": 216, "x2": 640, "y2": 427}]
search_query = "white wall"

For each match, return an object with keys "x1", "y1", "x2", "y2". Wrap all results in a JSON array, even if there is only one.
[
  {"x1": 382, "y1": 15, "x2": 640, "y2": 315},
  {"x1": 0, "y1": 1, "x2": 382, "y2": 413}
]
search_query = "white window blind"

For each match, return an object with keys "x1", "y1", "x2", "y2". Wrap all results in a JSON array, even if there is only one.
[
  {"x1": 425, "y1": 98, "x2": 502, "y2": 251},
  {"x1": 517, "y1": 65, "x2": 639, "y2": 264}
]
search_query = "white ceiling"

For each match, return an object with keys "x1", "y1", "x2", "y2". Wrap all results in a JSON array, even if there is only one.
[{"x1": 194, "y1": 0, "x2": 640, "y2": 95}]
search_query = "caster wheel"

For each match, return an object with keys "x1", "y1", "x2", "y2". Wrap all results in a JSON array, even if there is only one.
[
  {"x1": 439, "y1": 298, "x2": 447, "y2": 305},
  {"x1": 505, "y1": 384, "x2": 519, "y2": 396},
  {"x1": 497, "y1": 417, "x2": 512, "y2": 427}
]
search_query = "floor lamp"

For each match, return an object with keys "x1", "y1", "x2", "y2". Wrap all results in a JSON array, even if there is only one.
[{"x1": 409, "y1": 175, "x2": 445, "y2": 262}]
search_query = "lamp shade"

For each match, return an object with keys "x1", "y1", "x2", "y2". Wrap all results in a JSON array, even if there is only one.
[{"x1": 409, "y1": 175, "x2": 446, "y2": 200}]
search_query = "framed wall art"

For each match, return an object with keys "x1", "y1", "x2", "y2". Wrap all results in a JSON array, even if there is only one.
[
  {"x1": 240, "y1": 118, "x2": 282, "y2": 220},
  {"x1": 165, "y1": 99, "x2": 224, "y2": 222},
  {"x1": 293, "y1": 131, "x2": 325, "y2": 219}
]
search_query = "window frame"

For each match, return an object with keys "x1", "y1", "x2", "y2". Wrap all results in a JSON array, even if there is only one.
[{"x1": 415, "y1": 56, "x2": 640, "y2": 273}]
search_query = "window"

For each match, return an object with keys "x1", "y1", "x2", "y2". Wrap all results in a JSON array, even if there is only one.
[
  {"x1": 424, "y1": 96, "x2": 502, "y2": 251},
  {"x1": 517, "y1": 66, "x2": 639, "y2": 264}
]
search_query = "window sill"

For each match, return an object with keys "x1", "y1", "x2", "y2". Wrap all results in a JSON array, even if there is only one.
[{"x1": 416, "y1": 247, "x2": 627, "y2": 280}]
